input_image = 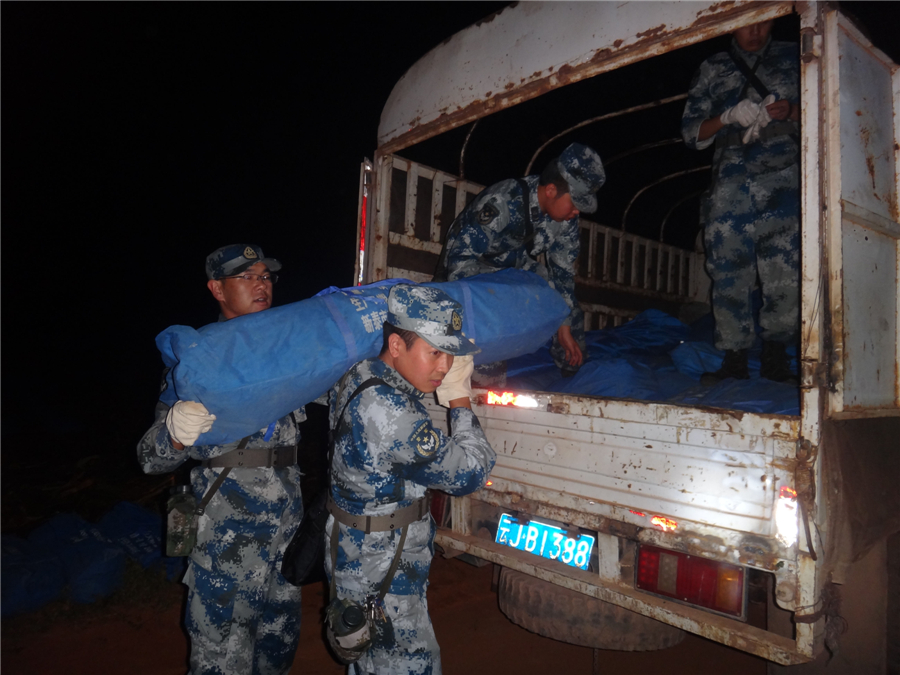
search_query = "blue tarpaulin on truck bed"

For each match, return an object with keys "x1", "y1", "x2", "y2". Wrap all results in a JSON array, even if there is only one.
[
  {"x1": 505, "y1": 309, "x2": 800, "y2": 416},
  {"x1": 157, "y1": 269, "x2": 569, "y2": 445}
]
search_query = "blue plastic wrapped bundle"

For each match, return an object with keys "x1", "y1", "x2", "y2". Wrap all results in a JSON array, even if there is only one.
[
  {"x1": 27, "y1": 513, "x2": 126, "y2": 605},
  {"x1": 96, "y1": 501, "x2": 186, "y2": 581},
  {"x1": 504, "y1": 309, "x2": 800, "y2": 415},
  {"x1": 157, "y1": 269, "x2": 569, "y2": 445},
  {"x1": 1, "y1": 535, "x2": 65, "y2": 617}
]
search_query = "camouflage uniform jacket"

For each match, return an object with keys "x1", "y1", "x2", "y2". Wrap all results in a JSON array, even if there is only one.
[
  {"x1": 137, "y1": 392, "x2": 306, "y2": 573},
  {"x1": 327, "y1": 356, "x2": 496, "y2": 595},
  {"x1": 682, "y1": 36, "x2": 800, "y2": 182},
  {"x1": 442, "y1": 175, "x2": 580, "y2": 327}
]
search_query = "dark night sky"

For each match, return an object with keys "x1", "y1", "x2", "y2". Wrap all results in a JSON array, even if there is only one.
[
  {"x1": 3, "y1": 2, "x2": 898, "y2": 457},
  {"x1": 2, "y1": 2, "x2": 507, "y2": 448}
]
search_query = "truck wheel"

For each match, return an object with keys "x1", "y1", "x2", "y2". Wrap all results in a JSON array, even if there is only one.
[{"x1": 498, "y1": 567, "x2": 685, "y2": 650}]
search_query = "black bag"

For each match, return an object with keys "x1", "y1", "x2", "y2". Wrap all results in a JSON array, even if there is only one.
[
  {"x1": 281, "y1": 377, "x2": 386, "y2": 587},
  {"x1": 281, "y1": 490, "x2": 328, "y2": 586}
]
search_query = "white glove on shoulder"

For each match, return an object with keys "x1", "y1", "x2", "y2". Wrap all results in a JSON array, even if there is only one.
[
  {"x1": 742, "y1": 94, "x2": 776, "y2": 144},
  {"x1": 719, "y1": 99, "x2": 760, "y2": 128},
  {"x1": 435, "y1": 354, "x2": 475, "y2": 407},
  {"x1": 166, "y1": 400, "x2": 216, "y2": 446}
]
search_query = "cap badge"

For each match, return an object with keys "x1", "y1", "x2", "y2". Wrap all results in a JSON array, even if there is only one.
[
  {"x1": 451, "y1": 311, "x2": 462, "y2": 332},
  {"x1": 244, "y1": 246, "x2": 258, "y2": 259}
]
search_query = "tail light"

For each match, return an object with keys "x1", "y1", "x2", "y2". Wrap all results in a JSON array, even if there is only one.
[
  {"x1": 636, "y1": 544, "x2": 746, "y2": 619},
  {"x1": 486, "y1": 390, "x2": 539, "y2": 408}
]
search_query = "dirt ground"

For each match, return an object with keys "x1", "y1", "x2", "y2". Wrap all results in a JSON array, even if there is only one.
[{"x1": 2, "y1": 553, "x2": 767, "y2": 675}]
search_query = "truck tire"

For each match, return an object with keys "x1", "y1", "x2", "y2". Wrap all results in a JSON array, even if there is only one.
[{"x1": 498, "y1": 567, "x2": 685, "y2": 651}]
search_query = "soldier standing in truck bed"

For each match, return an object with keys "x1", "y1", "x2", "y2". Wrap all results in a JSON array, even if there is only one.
[{"x1": 682, "y1": 19, "x2": 800, "y2": 385}]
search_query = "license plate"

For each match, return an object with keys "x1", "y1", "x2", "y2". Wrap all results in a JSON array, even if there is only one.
[{"x1": 495, "y1": 513, "x2": 595, "y2": 570}]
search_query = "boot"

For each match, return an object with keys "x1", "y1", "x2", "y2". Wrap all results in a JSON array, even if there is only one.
[
  {"x1": 700, "y1": 349, "x2": 749, "y2": 386},
  {"x1": 760, "y1": 341, "x2": 798, "y2": 385}
]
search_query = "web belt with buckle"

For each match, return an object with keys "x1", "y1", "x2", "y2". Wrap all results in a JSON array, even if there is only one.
[
  {"x1": 326, "y1": 493, "x2": 432, "y2": 534},
  {"x1": 201, "y1": 445, "x2": 297, "y2": 469}
]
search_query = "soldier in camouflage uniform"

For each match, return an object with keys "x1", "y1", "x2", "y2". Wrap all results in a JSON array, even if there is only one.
[
  {"x1": 138, "y1": 244, "x2": 304, "y2": 675},
  {"x1": 682, "y1": 20, "x2": 800, "y2": 384},
  {"x1": 434, "y1": 143, "x2": 605, "y2": 385},
  {"x1": 325, "y1": 284, "x2": 496, "y2": 674}
]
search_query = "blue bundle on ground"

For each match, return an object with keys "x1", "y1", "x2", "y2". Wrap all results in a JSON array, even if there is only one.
[
  {"x1": 1, "y1": 502, "x2": 187, "y2": 617},
  {"x1": 1, "y1": 535, "x2": 65, "y2": 617},
  {"x1": 27, "y1": 513, "x2": 126, "y2": 605},
  {"x1": 157, "y1": 269, "x2": 569, "y2": 445}
]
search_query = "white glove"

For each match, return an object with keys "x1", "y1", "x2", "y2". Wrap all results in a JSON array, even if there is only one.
[
  {"x1": 742, "y1": 94, "x2": 776, "y2": 144},
  {"x1": 166, "y1": 400, "x2": 216, "y2": 446},
  {"x1": 435, "y1": 354, "x2": 475, "y2": 407},
  {"x1": 719, "y1": 99, "x2": 760, "y2": 128}
]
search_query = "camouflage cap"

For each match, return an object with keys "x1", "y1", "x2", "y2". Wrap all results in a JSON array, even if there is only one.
[
  {"x1": 386, "y1": 285, "x2": 480, "y2": 356},
  {"x1": 556, "y1": 142, "x2": 605, "y2": 213},
  {"x1": 205, "y1": 244, "x2": 282, "y2": 280}
]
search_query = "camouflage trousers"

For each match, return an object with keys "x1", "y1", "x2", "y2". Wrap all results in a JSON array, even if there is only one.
[
  {"x1": 184, "y1": 559, "x2": 302, "y2": 675},
  {"x1": 704, "y1": 165, "x2": 800, "y2": 351},
  {"x1": 326, "y1": 517, "x2": 441, "y2": 675},
  {"x1": 347, "y1": 591, "x2": 440, "y2": 675},
  {"x1": 472, "y1": 306, "x2": 587, "y2": 387}
]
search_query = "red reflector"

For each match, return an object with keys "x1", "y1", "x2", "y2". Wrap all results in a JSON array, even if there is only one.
[
  {"x1": 636, "y1": 544, "x2": 745, "y2": 618},
  {"x1": 629, "y1": 510, "x2": 646, "y2": 517}
]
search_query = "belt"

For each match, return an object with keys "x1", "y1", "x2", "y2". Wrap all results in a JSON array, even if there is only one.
[
  {"x1": 326, "y1": 493, "x2": 431, "y2": 534},
  {"x1": 717, "y1": 120, "x2": 797, "y2": 149},
  {"x1": 201, "y1": 445, "x2": 297, "y2": 469}
]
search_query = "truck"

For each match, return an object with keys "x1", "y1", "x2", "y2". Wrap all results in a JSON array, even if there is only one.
[{"x1": 353, "y1": 2, "x2": 899, "y2": 672}]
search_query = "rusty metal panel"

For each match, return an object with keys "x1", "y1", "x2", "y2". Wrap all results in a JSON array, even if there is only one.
[
  {"x1": 822, "y1": 12, "x2": 900, "y2": 415},
  {"x1": 798, "y1": 1, "x2": 823, "y2": 419},
  {"x1": 836, "y1": 23, "x2": 898, "y2": 223},
  {"x1": 378, "y1": 1, "x2": 793, "y2": 154},
  {"x1": 841, "y1": 211, "x2": 899, "y2": 408},
  {"x1": 368, "y1": 153, "x2": 394, "y2": 281},
  {"x1": 425, "y1": 393, "x2": 799, "y2": 537}
]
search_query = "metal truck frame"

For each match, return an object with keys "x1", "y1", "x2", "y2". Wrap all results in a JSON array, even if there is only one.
[{"x1": 355, "y1": 2, "x2": 899, "y2": 670}]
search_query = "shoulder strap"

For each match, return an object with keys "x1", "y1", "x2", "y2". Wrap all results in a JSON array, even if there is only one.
[
  {"x1": 729, "y1": 41, "x2": 772, "y2": 100},
  {"x1": 515, "y1": 178, "x2": 536, "y2": 258},
  {"x1": 196, "y1": 435, "x2": 251, "y2": 515},
  {"x1": 377, "y1": 526, "x2": 408, "y2": 601},
  {"x1": 328, "y1": 377, "x2": 388, "y2": 464},
  {"x1": 727, "y1": 42, "x2": 800, "y2": 148},
  {"x1": 327, "y1": 375, "x2": 401, "y2": 602}
]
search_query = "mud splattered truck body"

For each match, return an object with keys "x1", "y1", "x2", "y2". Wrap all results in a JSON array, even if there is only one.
[{"x1": 354, "y1": 2, "x2": 898, "y2": 670}]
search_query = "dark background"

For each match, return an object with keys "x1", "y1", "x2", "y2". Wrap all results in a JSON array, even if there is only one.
[{"x1": 2, "y1": 2, "x2": 898, "y2": 523}]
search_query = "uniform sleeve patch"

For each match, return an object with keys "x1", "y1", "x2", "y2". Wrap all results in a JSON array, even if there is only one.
[
  {"x1": 410, "y1": 420, "x2": 439, "y2": 458},
  {"x1": 477, "y1": 202, "x2": 500, "y2": 225}
]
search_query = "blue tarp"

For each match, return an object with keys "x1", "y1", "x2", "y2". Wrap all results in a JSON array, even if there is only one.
[
  {"x1": 505, "y1": 309, "x2": 800, "y2": 416},
  {"x1": 1, "y1": 502, "x2": 186, "y2": 617},
  {"x1": 157, "y1": 269, "x2": 569, "y2": 445},
  {"x1": 26, "y1": 513, "x2": 126, "y2": 605},
  {"x1": 1, "y1": 535, "x2": 65, "y2": 617}
]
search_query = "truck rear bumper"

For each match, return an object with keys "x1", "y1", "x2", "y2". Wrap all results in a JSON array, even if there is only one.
[{"x1": 436, "y1": 528, "x2": 811, "y2": 666}]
